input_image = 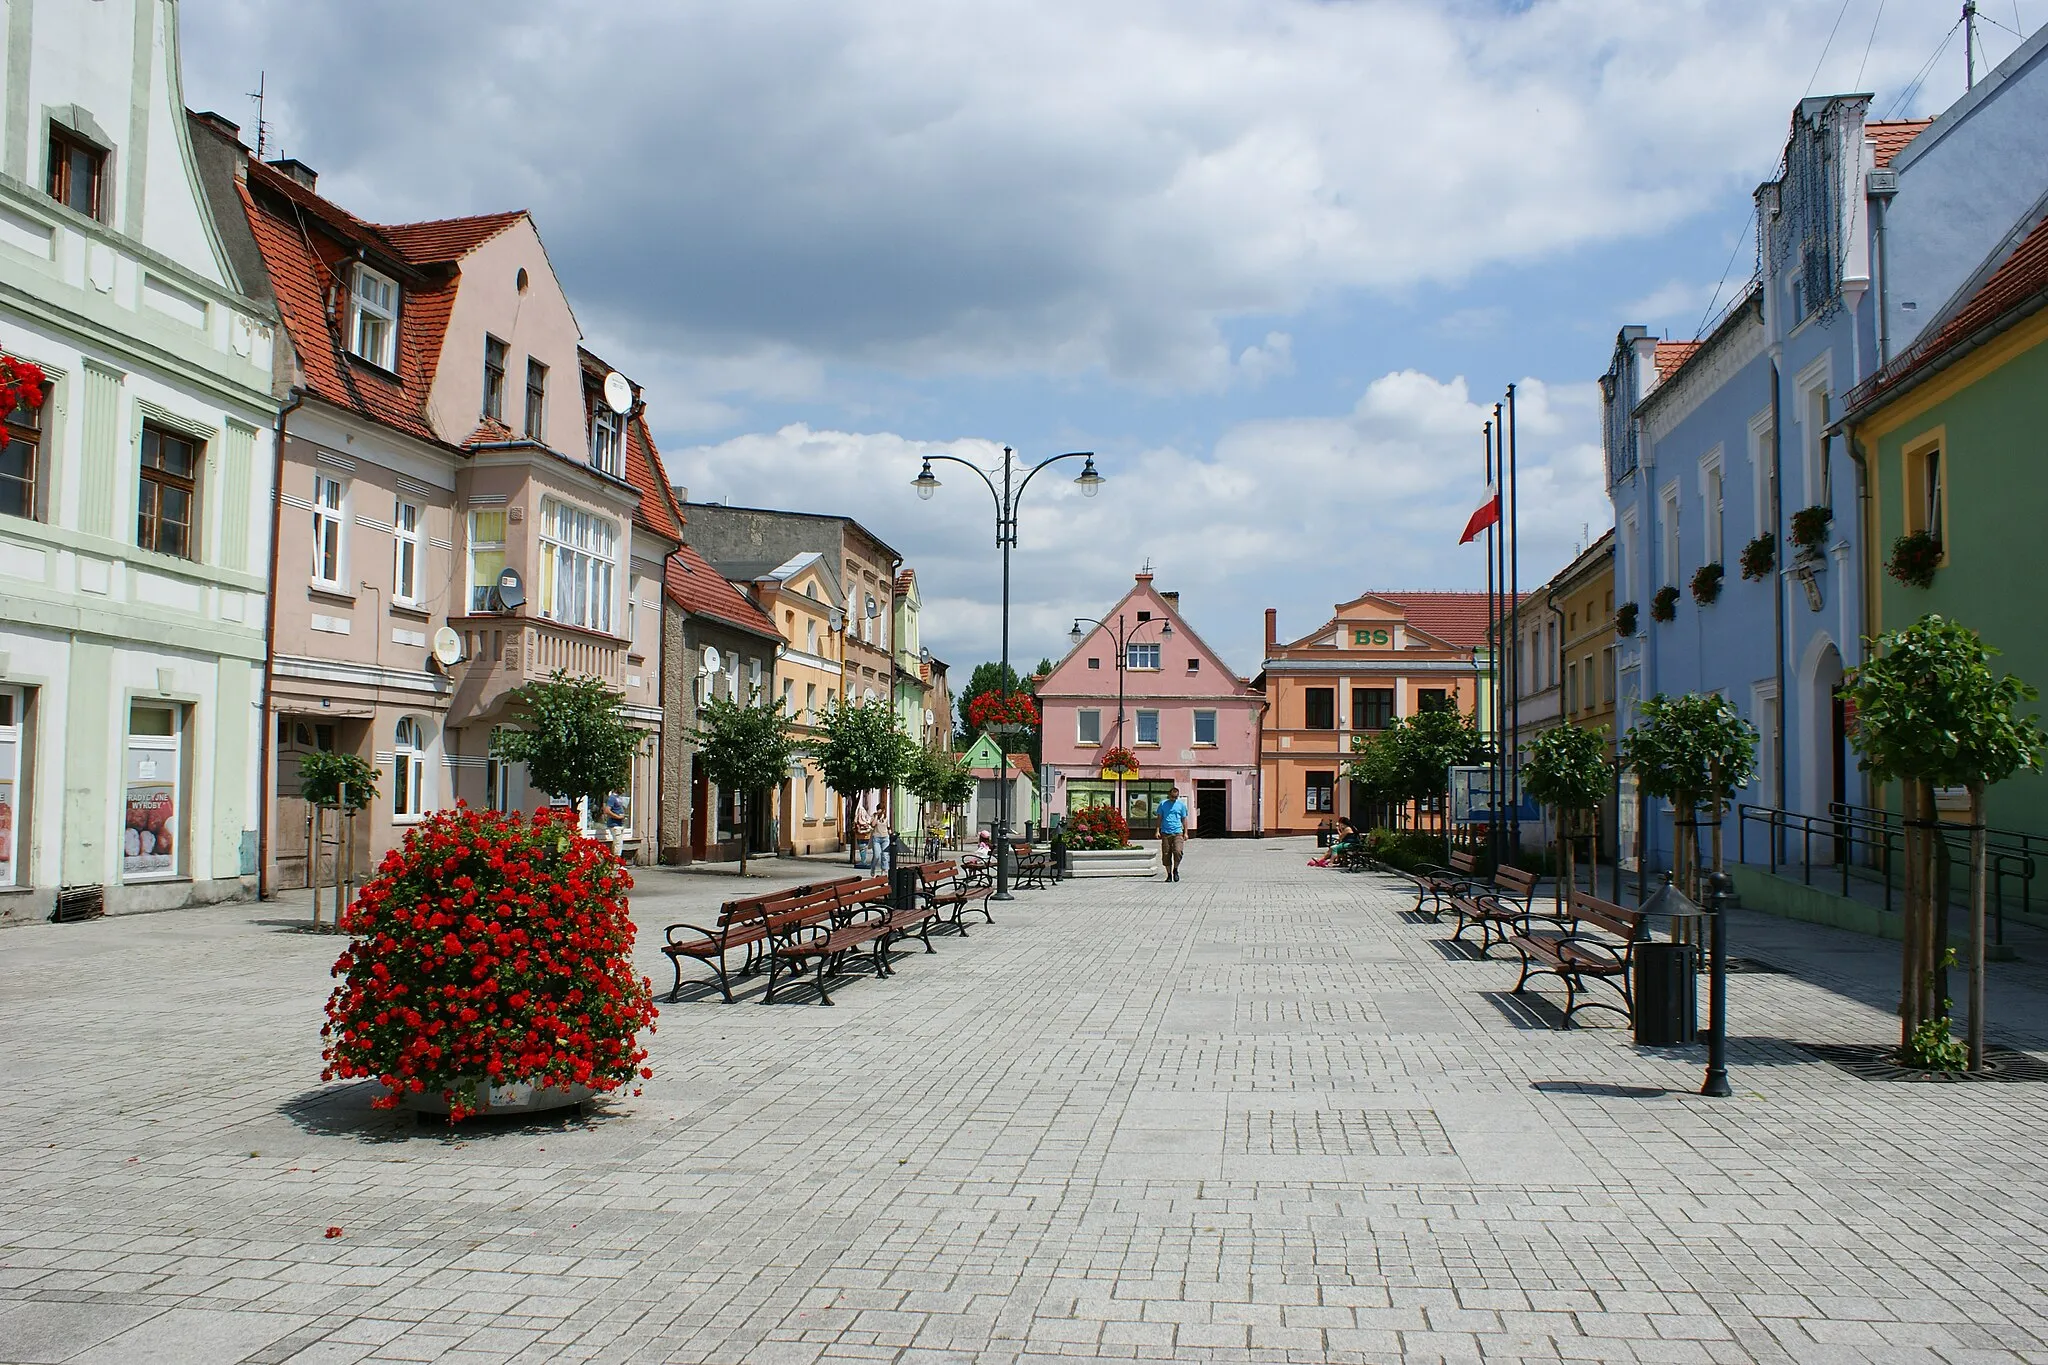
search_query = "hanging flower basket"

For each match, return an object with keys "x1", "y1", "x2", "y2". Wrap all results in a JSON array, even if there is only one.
[
  {"x1": 967, "y1": 690, "x2": 1040, "y2": 736},
  {"x1": 1614, "y1": 602, "x2": 1639, "y2": 637},
  {"x1": 1790, "y1": 505, "x2": 1833, "y2": 556},
  {"x1": 1650, "y1": 585, "x2": 1680, "y2": 623},
  {"x1": 1886, "y1": 531, "x2": 1942, "y2": 589},
  {"x1": 1740, "y1": 533, "x2": 1776, "y2": 581},
  {"x1": 0, "y1": 355, "x2": 47, "y2": 449},
  {"x1": 1099, "y1": 746, "x2": 1140, "y2": 778},
  {"x1": 1690, "y1": 562, "x2": 1725, "y2": 606}
]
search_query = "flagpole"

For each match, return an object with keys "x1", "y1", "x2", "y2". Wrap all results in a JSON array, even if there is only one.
[
  {"x1": 1507, "y1": 383, "x2": 1522, "y2": 858},
  {"x1": 1484, "y1": 416, "x2": 1498, "y2": 869}
]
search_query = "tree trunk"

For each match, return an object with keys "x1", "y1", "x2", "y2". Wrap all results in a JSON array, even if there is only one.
[
  {"x1": 1899, "y1": 780, "x2": 1922, "y2": 1046},
  {"x1": 1968, "y1": 784, "x2": 1987, "y2": 1072}
]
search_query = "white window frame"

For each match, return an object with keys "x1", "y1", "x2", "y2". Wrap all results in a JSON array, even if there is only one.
[
  {"x1": 350, "y1": 264, "x2": 398, "y2": 370},
  {"x1": 1076, "y1": 709, "x2": 1102, "y2": 745},
  {"x1": 1135, "y1": 709, "x2": 1160, "y2": 746},
  {"x1": 1699, "y1": 447, "x2": 1725, "y2": 567},
  {"x1": 523, "y1": 357, "x2": 548, "y2": 443},
  {"x1": 590, "y1": 404, "x2": 623, "y2": 475},
  {"x1": 311, "y1": 473, "x2": 347, "y2": 588},
  {"x1": 1795, "y1": 354, "x2": 1832, "y2": 509},
  {"x1": 536, "y1": 497, "x2": 619, "y2": 634},
  {"x1": 1619, "y1": 509, "x2": 1639, "y2": 603},
  {"x1": 1748, "y1": 407, "x2": 1774, "y2": 540},
  {"x1": 1126, "y1": 642, "x2": 1161, "y2": 671},
  {"x1": 122, "y1": 702, "x2": 183, "y2": 883},
  {"x1": 1193, "y1": 709, "x2": 1217, "y2": 746},
  {"x1": 1659, "y1": 483, "x2": 1682, "y2": 588},
  {"x1": 804, "y1": 775, "x2": 816, "y2": 820},
  {"x1": 393, "y1": 716, "x2": 427, "y2": 821},
  {"x1": 805, "y1": 683, "x2": 817, "y2": 725},
  {"x1": 392, "y1": 499, "x2": 421, "y2": 605},
  {"x1": 749, "y1": 658, "x2": 763, "y2": 700},
  {"x1": 467, "y1": 508, "x2": 506, "y2": 613},
  {"x1": 1751, "y1": 681, "x2": 1781, "y2": 806}
]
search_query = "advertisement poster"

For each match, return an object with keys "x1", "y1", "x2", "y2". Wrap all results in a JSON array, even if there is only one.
[
  {"x1": 1618, "y1": 771, "x2": 1640, "y2": 873},
  {"x1": 123, "y1": 742, "x2": 177, "y2": 878},
  {"x1": 0, "y1": 729, "x2": 15, "y2": 888}
]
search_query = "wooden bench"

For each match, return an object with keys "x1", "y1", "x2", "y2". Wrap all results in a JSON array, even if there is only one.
[
  {"x1": 660, "y1": 876, "x2": 861, "y2": 1002},
  {"x1": 914, "y1": 860, "x2": 994, "y2": 934},
  {"x1": 1507, "y1": 889, "x2": 1647, "y2": 1027},
  {"x1": 1408, "y1": 849, "x2": 1481, "y2": 918},
  {"x1": 1449, "y1": 865, "x2": 1541, "y2": 952},
  {"x1": 765, "y1": 875, "x2": 900, "y2": 1006},
  {"x1": 1009, "y1": 840, "x2": 1056, "y2": 890}
]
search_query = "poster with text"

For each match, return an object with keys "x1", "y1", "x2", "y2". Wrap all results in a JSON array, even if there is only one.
[
  {"x1": 123, "y1": 742, "x2": 177, "y2": 877},
  {"x1": 0, "y1": 728, "x2": 16, "y2": 887}
]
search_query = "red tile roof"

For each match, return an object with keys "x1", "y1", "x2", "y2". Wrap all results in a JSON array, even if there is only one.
[
  {"x1": 1849, "y1": 207, "x2": 2048, "y2": 413},
  {"x1": 376, "y1": 211, "x2": 525, "y2": 263},
  {"x1": 1653, "y1": 341, "x2": 1700, "y2": 380},
  {"x1": 1379, "y1": 591, "x2": 1529, "y2": 648},
  {"x1": 1868, "y1": 119, "x2": 1933, "y2": 169},
  {"x1": 664, "y1": 541, "x2": 780, "y2": 640},
  {"x1": 625, "y1": 413, "x2": 684, "y2": 541},
  {"x1": 894, "y1": 569, "x2": 915, "y2": 596}
]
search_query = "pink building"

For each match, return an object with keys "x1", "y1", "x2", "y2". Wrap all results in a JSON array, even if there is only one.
[{"x1": 1039, "y1": 571, "x2": 1263, "y2": 838}]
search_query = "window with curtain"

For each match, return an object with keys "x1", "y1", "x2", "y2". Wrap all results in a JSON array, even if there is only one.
[
  {"x1": 468, "y1": 508, "x2": 506, "y2": 612},
  {"x1": 1135, "y1": 710, "x2": 1159, "y2": 745},
  {"x1": 536, "y1": 498, "x2": 618, "y2": 633}
]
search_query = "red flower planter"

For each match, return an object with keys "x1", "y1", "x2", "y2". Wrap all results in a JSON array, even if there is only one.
[{"x1": 322, "y1": 806, "x2": 657, "y2": 1121}]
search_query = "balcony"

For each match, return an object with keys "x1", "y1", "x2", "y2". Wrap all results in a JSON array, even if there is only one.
[{"x1": 446, "y1": 614, "x2": 625, "y2": 725}]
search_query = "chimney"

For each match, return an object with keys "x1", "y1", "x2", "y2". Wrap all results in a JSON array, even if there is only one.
[
  {"x1": 190, "y1": 110, "x2": 243, "y2": 145},
  {"x1": 1161, "y1": 590, "x2": 1179, "y2": 611},
  {"x1": 1134, "y1": 569, "x2": 1153, "y2": 583},
  {"x1": 1265, "y1": 608, "x2": 1278, "y2": 651},
  {"x1": 266, "y1": 157, "x2": 318, "y2": 191},
  {"x1": 671, "y1": 484, "x2": 689, "y2": 505}
]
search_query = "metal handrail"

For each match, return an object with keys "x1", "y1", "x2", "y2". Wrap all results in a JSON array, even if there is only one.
[{"x1": 1736, "y1": 802, "x2": 2033, "y2": 947}]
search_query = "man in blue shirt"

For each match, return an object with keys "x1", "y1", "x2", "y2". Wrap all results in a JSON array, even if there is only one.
[{"x1": 1157, "y1": 785, "x2": 1189, "y2": 882}]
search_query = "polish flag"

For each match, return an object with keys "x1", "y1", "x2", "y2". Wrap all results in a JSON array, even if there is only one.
[{"x1": 1458, "y1": 484, "x2": 1501, "y2": 545}]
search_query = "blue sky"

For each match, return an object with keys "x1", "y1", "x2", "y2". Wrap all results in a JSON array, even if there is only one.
[{"x1": 182, "y1": 0, "x2": 2034, "y2": 674}]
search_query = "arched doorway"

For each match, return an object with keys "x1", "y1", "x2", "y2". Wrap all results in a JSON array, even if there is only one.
[{"x1": 1804, "y1": 638, "x2": 1847, "y2": 862}]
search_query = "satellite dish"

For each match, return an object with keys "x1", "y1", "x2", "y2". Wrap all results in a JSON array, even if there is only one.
[
  {"x1": 431, "y1": 626, "x2": 463, "y2": 668},
  {"x1": 602, "y1": 370, "x2": 632, "y2": 415},
  {"x1": 495, "y1": 567, "x2": 525, "y2": 610},
  {"x1": 702, "y1": 646, "x2": 722, "y2": 674}
]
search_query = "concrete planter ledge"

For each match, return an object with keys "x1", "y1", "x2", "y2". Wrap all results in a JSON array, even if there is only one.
[{"x1": 1065, "y1": 847, "x2": 1162, "y2": 878}]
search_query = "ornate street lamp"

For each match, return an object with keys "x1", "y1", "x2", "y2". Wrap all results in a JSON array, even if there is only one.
[{"x1": 912, "y1": 447, "x2": 1101, "y2": 900}]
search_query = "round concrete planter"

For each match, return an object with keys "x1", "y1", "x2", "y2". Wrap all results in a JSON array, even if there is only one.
[{"x1": 399, "y1": 1080, "x2": 595, "y2": 1118}]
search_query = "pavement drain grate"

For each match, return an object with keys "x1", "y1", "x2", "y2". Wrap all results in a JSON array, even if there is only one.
[
  {"x1": 1227, "y1": 1108, "x2": 1455, "y2": 1156},
  {"x1": 1801, "y1": 1042, "x2": 2048, "y2": 1083}
]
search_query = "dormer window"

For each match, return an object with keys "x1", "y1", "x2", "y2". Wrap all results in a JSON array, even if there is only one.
[
  {"x1": 350, "y1": 265, "x2": 398, "y2": 370},
  {"x1": 590, "y1": 404, "x2": 623, "y2": 475},
  {"x1": 47, "y1": 125, "x2": 106, "y2": 220}
]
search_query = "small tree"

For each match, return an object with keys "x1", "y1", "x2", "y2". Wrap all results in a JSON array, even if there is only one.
[
  {"x1": 1617, "y1": 692, "x2": 1757, "y2": 902},
  {"x1": 904, "y1": 743, "x2": 973, "y2": 845},
  {"x1": 1523, "y1": 725, "x2": 1610, "y2": 900},
  {"x1": 693, "y1": 695, "x2": 798, "y2": 874},
  {"x1": 492, "y1": 672, "x2": 642, "y2": 832},
  {"x1": 298, "y1": 750, "x2": 379, "y2": 928},
  {"x1": 1840, "y1": 615, "x2": 2045, "y2": 1070},
  {"x1": 1343, "y1": 729, "x2": 1402, "y2": 826},
  {"x1": 811, "y1": 697, "x2": 915, "y2": 863}
]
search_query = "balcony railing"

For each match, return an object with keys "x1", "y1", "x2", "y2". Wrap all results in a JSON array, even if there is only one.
[{"x1": 447, "y1": 614, "x2": 625, "y2": 723}]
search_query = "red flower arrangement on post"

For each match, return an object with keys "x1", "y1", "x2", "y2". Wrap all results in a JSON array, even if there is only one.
[
  {"x1": 1098, "y1": 745, "x2": 1140, "y2": 776},
  {"x1": 967, "y1": 690, "x2": 1040, "y2": 733},
  {"x1": 321, "y1": 805, "x2": 657, "y2": 1120}
]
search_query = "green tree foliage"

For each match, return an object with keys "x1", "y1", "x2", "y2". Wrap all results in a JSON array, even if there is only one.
[
  {"x1": 693, "y1": 695, "x2": 798, "y2": 873},
  {"x1": 1842, "y1": 615, "x2": 2046, "y2": 1067},
  {"x1": 298, "y1": 750, "x2": 379, "y2": 811},
  {"x1": 492, "y1": 672, "x2": 642, "y2": 826},
  {"x1": 1522, "y1": 725, "x2": 1610, "y2": 896},
  {"x1": 1617, "y1": 692, "x2": 1757, "y2": 898},
  {"x1": 812, "y1": 697, "x2": 915, "y2": 860},
  {"x1": 1342, "y1": 709, "x2": 1485, "y2": 819}
]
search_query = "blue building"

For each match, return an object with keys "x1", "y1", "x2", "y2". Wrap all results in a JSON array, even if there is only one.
[{"x1": 1607, "y1": 28, "x2": 2048, "y2": 875}]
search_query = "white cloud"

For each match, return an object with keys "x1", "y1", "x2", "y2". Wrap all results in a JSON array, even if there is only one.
[
  {"x1": 1620, "y1": 279, "x2": 1725, "y2": 325},
  {"x1": 665, "y1": 367, "x2": 1612, "y2": 671},
  {"x1": 180, "y1": 0, "x2": 1998, "y2": 413}
]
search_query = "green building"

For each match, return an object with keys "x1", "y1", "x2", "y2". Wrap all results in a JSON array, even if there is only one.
[{"x1": 1844, "y1": 205, "x2": 2048, "y2": 836}]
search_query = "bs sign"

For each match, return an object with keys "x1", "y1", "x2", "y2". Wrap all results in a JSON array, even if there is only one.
[{"x1": 1351, "y1": 628, "x2": 1391, "y2": 646}]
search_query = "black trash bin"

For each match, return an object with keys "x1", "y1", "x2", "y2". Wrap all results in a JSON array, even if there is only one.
[
  {"x1": 1631, "y1": 942, "x2": 1697, "y2": 1045},
  {"x1": 890, "y1": 865, "x2": 920, "y2": 911}
]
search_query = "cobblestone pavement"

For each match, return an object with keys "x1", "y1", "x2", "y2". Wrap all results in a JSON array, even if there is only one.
[{"x1": 5, "y1": 839, "x2": 2048, "y2": 1364}]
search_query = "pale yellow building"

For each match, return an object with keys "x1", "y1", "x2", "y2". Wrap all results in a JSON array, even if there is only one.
[{"x1": 729, "y1": 552, "x2": 846, "y2": 856}]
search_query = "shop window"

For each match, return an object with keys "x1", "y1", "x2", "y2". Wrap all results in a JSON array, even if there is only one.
[
  {"x1": 123, "y1": 702, "x2": 182, "y2": 881},
  {"x1": 0, "y1": 686, "x2": 25, "y2": 887},
  {"x1": 1306, "y1": 771, "x2": 1335, "y2": 813}
]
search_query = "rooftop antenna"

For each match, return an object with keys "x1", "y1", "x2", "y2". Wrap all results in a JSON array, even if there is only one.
[
  {"x1": 1964, "y1": 1, "x2": 1979, "y2": 90},
  {"x1": 246, "y1": 71, "x2": 270, "y2": 158}
]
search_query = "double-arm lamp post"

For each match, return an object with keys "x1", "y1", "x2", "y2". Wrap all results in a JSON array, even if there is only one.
[
  {"x1": 912, "y1": 447, "x2": 1103, "y2": 901},
  {"x1": 1068, "y1": 612, "x2": 1172, "y2": 820}
]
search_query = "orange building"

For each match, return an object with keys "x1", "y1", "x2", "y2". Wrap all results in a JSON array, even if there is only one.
[{"x1": 1258, "y1": 592, "x2": 1494, "y2": 835}]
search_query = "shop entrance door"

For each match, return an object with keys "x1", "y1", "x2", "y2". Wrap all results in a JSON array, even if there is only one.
[{"x1": 1194, "y1": 781, "x2": 1228, "y2": 837}]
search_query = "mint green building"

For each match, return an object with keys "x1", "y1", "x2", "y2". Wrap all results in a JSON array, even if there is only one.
[
  {"x1": 1844, "y1": 205, "x2": 2048, "y2": 837},
  {"x1": 0, "y1": 1, "x2": 277, "y2": 919}
]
